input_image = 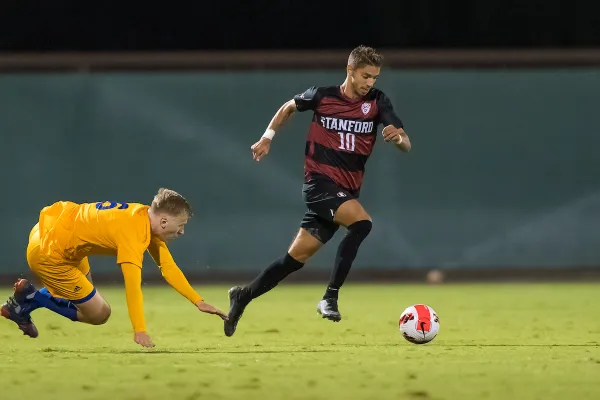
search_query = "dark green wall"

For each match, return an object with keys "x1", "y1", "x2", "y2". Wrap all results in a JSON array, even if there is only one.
[{"x1": 2, "y1": 69, "x2": 599, "y2": 275}]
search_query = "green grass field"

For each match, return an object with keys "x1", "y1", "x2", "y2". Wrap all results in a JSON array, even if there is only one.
[{"x1": 1, "y1": 283, "x2": 599, "y2": 400}]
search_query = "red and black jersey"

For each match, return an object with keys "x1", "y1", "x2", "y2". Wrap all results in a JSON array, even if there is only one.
[{"x1": 294, "y1": 85, "x2": 404, "y2": 193}]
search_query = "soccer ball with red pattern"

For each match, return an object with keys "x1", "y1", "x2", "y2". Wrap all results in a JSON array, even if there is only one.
[{"x1": 399, "y1": 304, "x2": 440, "y2": 344}]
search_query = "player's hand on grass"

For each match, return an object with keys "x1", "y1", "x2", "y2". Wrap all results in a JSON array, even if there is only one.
[
  {"x1": 196, "y1": 300, "x2": 229, "y2": 321},
  {"x1": 134, "y1": 331, "x2": 155, "y2": 348},
  {"x1": 382, "y1": 125, "x2": 403, "y2": 144},
  {"x1": 251, "y1": 137, "x2": 272, "y2": 161}
]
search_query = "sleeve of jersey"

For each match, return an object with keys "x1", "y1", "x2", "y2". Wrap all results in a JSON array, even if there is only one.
[
  {"x1": 376, "y1": 91, "x2": 404, "y2": 128},
  {"x1": 120, "y1": 262, "x2": 146, "y2": 333},
  {"x1": 147, "y1": 238, "x2": 203, "y2": 304},
  {"x1": 115, "y1": 225, "x2": 145, "y2": 268},
  {"x1": 293, "y1": 86, "x2": 322, "y2": 112}
]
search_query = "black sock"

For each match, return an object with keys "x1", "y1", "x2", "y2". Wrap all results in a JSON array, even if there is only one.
[
  {"x1": 247, "y1": 253, "x2": 305, "y2": 300},
  {"x1": 324, "y1": 220, "x2": 372, "y2": 300}
]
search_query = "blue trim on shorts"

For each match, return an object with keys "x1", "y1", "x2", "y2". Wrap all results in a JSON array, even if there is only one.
[{"x1": 71, "y1": 287, "x2": 97, "y2": 304}]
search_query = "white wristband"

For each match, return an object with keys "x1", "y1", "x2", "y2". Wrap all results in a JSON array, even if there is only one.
[{"x1": 262, "y1": 128, "x2": 276, "y2": 140}]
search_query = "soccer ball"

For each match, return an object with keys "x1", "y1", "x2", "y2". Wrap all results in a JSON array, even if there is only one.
[{"x1": 399, "y1": 304, "x2": 440, "y2": 344}]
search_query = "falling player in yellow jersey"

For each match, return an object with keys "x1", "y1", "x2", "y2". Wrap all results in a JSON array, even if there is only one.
[{"x1": 1, "y1": 188, "x2": 228, "y2": 348}]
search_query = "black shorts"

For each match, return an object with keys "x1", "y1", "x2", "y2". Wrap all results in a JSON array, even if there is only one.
[{"x1": 300, "y1": 178, "x2": 359, "y2": 244}]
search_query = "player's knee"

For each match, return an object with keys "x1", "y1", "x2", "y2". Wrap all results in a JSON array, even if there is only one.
[
  {"x1": 89, "y1": 303, "x2": 111, "y2": 325},
  {"x1": 287, "y1": 248, "x2": 312, "y2": 264},
  {"x1": 99, "y1": 303, "x2": 112, "y2": 324},
  {"x1": 288, "y1": 229, "x2": 324, "y2": 263},
  {"x1": 288, "y1": 240, "x2": 321, "y2": 263},
  {"x1": 348, "y1": 219, "x2": 372, "y2": 239}
]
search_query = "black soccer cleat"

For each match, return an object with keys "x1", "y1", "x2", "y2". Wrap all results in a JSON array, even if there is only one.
[
  {"x1": 224, "y1": 286, "x2": 250, "y2": 337},
  {"x1": 317, "y1": 298, "x2": 342, "y2": 322},
  {"x1": 1, "y1": 278, "x2": 39, "y2": 338}
]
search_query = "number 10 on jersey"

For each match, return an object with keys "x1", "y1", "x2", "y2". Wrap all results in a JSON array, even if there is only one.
[{"x1": 338, "y1": 132, "x2": 356, "y2": 152}]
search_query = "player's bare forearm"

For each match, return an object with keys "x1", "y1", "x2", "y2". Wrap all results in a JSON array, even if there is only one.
[
  {"x1": 395, "y1": 129, "x2": 411, "y2": 152},
  {"x1": 267, "y1": 99, "x2": 297, "y2": 132},
  {"x1": 252, "y1": 99, "x2": 297, "y2": 161},
  {"x1": 382, "y1": 125, "x2": 411, "y2": 152}
]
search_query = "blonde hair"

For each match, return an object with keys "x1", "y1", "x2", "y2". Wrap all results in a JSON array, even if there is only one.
[
  {"x1": 150, "y1": 188, "x2": 193, "y2": 218},
  {"x1": 348, "y1": 45, "x2": 383, "y2": 69}
]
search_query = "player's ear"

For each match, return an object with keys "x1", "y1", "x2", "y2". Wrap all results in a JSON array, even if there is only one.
[
  {"x1": 160, "y1": 216, "x2": 168, "y2": 228},
  {"x1": 346, "y1": 65, "x2": 353, "y2": 76}
]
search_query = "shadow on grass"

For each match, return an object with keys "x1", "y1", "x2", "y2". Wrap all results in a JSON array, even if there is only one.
[{"x1": 41, "y1": 347, "x2": 339, "y2": 354}]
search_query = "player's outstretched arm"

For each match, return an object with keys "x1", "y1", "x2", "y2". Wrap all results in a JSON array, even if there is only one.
[
  {"x1": 382, "y1": 125, "x2": 411, "y2": 152},
  {"x1": 251, "y1": 99, "x2": 298, "y2": 162},
  {"x1": 159, "y1": 262, "x2": 228, "y2": 320},
  {"x1": 147, "y1": 239, "x2": 228, "y2": 320},
  {"x1": 120, "y1": 262, "x2": 155, "y2": 348}
]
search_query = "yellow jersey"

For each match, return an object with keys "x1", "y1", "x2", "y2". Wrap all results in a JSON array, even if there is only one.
[
  {"x1": 30, "y1": 200, "x2": 202, "y2": 333},
  {"x1": 38, "y1": 200, "x2": 151, "y2": 267}
]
